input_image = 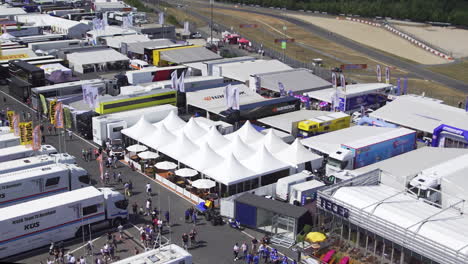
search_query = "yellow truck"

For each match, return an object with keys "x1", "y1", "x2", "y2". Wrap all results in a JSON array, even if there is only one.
[{"x1": 298, "y1": 112, "x2": 350, "y2": 137}]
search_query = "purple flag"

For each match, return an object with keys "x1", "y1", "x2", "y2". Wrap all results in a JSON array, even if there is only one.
[
  {"x1": 376, "y1": 65, "x2": 381, "y2": 82},
  {"x1": 331, "y1": 72, "x2": 337, "y2": 88},
  {"x1": 385, "y1": 67, "x2": 390, "y2": 84},
  {"x1": 278, "y1": 82, "x2": 285, "y2": 96},
  {"x1": 340, "y1": 74, "x2": 346, "y2": 91}
]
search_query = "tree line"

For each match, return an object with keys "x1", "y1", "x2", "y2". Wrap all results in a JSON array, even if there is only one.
[{"x1": 218, "y1": 0, "x2": 468, "y2": 26}]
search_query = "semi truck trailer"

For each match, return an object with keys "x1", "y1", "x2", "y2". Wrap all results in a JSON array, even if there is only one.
[
  {"x1": 0, "y1": 186, "x2": 128, "y2": 259},
  {"x1": 0, "y1": 133, "x2": 20, "y2": 149},
  {"x1": 0, "y1": 163, "x2": 89, "y2": 208},
  {"x1": 326, "y1": 128, "x2": 416, "y2": 176}
]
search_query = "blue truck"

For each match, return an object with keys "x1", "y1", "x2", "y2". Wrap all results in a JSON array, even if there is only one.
[{"x1": 326, "y1": 128, "x2": 416, "y2": 176}]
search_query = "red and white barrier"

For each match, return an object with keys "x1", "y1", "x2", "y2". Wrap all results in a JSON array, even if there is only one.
[{"x1": 383, "y1": 24, "x2": 453, "y2": 60}]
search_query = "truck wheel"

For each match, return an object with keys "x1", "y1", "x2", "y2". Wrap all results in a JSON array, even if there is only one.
[
  {"x1": 75, "y1": 226, "x2": 90, "y2": 238},
  {"x1": 112, "y1": 218, "x2": 122, "y2": 227}
]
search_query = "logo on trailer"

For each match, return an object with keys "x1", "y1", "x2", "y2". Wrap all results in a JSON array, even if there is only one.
[
  {"x1": 272, "y1": 105, "x2": 296, "y2": 113},
  {"x1": 24, "y1": 222, "x2": 40, "y2": 230}
]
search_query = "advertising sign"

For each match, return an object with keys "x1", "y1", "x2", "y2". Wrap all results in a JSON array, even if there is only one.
[
  {"x1": 6, "y1": 110, "x2": 14, "y2": 132},
  {"x1": 39, "y1": 94, "x2": 48, "y2": 114},
  {"x1": 54, "y1": 102, "x2": 64, "y2": 129},
  {"x1": 19, "y1": 122, "x2": 33, "y2": 145},
  {"x1": 49, "y1": 99, "x2": 57, "y2": 125},
  {"x1": 340, "y1": 64, "x2": 367, "y2": 70},
  {"x1": 376, "y1": 65, "x2": 381, "y2": 82},
  {"x1": 320, "y1": 197, "x2": 349, "y2": 218},
  {"x1": 32, "y1": 125, "x2": 41, "y2": 151},
  {"x1": 12, "y1": 114, "x2": 20, "y2": 136}
]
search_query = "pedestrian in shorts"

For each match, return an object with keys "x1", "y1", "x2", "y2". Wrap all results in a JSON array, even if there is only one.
[
  {"x1": 233, "y1": 242, "x2": 240, "y2": 261},
  {"x1": 182, "y1": 233, "x2": 189, "y2": 250}
]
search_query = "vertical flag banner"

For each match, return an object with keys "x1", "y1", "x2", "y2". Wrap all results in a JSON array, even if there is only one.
[
  {"x1": 19, "y1": 121, "x2": 33, "y2": 145},
  {"x1": 254, "y1": 76, "x2": 261, "y2": 93},
  {"x1": 32, "y1": 125, "x2": 41, "y2": 151},
  {"x1": 82, "y1": 85, "x2": 99, "y2": 109},
  {"x1": 231, "y1": 86, "x2": 240, "y2": 110},
  {"x1": 376, "y1": 65, "x2": 382, "y2": 82},
  {"x1": 103, "y1": 12, "x2": 109, "y2": 27},
  {"x1": 96, "y1": 153, "x2": 104, "y2": 182},
  {"x1": 178, "y1": 72, "x2": 185, "y2": 93},
  {"x1": 403, "y1": 77, "x2": 408, "y2": 95},
  {"x1": 183, "y1": 21, "x2": 190, "y2": 35},
  {"x1": 12, "y1": 114, "x2": 20, "y2": 136},
  {"x1": 64, "y1": 107, "x2": 72, "y2": 129},
  {"x1": 49, "y1": 99, "x2": 57, "y2": 124},
  {"x1": 39, "y1": 94, "x2": 48, "y2": 114},
  {"x1": 127, "y1": 13, "x2": 133, "y2": 27},
  {"x1": 331, "y1": 72, "x2": 337, "y2": 88},
  {"x1": 385, "y1": 66, "x2": 390, "y2": 84},
  {"x1": 465, "y1": 96, "x2": 468, "y2": 112},
  {"x1": 340, "y1": 74, "x2": 346, "y2": 91},
  {"x1": 7, "y1": 110, "x2": 15, "y2": 132},
  {"x1": 170, "y1": 70, "x2": 178, "y2": 90},
  {"x1": 55, "y1": 102, "x2": 64, "y2": 129},
  {"x1": 278, "y1": 82, "x2": 285, "y2": 96},
  {"x1": 224, "y1": 84, "x2": 231, "y2": 108},
  {"x1": 159, "y1": 12, "x2": 165, "y2": 25},
  {"x1": 396, "y1": 78, "x2": 401, "y2": 96},
  {"x1": 360, "y1": 105, "x2": 365, "y2": 117}
]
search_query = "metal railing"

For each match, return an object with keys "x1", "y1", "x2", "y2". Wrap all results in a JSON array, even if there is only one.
[{"x1": 317, "y1": 169, "x2": 468, "y2": 264}]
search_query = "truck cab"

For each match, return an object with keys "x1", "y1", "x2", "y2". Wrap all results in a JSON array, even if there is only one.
[
  {"x1": 110, "y1": 139, "x2": 124, "y2": 158},
  {"x1": 99, "y1": 188, "x2": 129, "y2": 226},
  {"x1": 326, "y1": 148, "x2": 354, "y2": 176}
]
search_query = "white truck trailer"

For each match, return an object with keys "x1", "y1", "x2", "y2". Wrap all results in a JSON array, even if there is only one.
[
  {"x1": 92, "y1": 104, "x2": 177, "y2": 145},
  {"x1": 0, "y1": 163, "x2": 89, "y2": 208},
  {"x1": 0, "y1": 133, "x2": 20, "y2": 149},
  {"x1": 289, "y1": 180, "x2": 325, "y2": 205},
  {"x1": 125, "y1": 65, "x2": 187, "y2": 85},
  {"x1": 409, "y1": 154, "x2": 468, "y2": 203},
  {"x1": 0, "y1": 145, "x2": 57, "y2": 162},
  {"x1": 113, "y1": 245, "x2": 192, "y2": 264},
  {"x1": 0, "y1": 153, "x2": 76, "y2": 175},
  {"x1": 0, "y1": 186, "x2": 128, "y2": 259},
  {"x1": 275, "y1": 170, "x2": 313, "y2": 201},
  {"x1": 0, "y1": 127, "x2": 10, "y2": 134}
]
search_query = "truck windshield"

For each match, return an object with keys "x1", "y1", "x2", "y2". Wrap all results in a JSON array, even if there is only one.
[
  {"x1": 79, "y1": 175, "x2": 90, "y2": 184},
  {"x1": 115, "y1": 200, "x2": 129, "y2": 210},
  {"x1": 327, "y1": 157, "x2": 346, "y2": 170}
]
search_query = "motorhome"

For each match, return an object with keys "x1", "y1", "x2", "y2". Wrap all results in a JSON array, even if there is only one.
[
  {"x1": 0, "y1": 153, "x2": 75, "y2": 174},
  {"x1": 0, "y1": 145, "x2": 57, "y2": 162},
  {"x1": 0, "y1": 164, "x2": 89, "y2": 208},
  {"x1": 0, "y1": 133, "x2": 20, "y2": 149},
  {"x1": 0, "y1": 187, "x2": 128, "y2": 259}
]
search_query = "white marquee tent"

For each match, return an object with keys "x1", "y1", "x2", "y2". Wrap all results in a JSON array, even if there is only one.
[
  {"x1": 217, "y1": 135, "x2": 255, "y2": 160},
  {"x1": 160, "y1": 133, "x2": 200, "y2": 161},
  {"x1": 184, "y1": 142, "x2": 225, "y2": 171},
  {"x1": 242, "y1": 145, "x2": 289, "y2": 174},
  {"x1": 225, "y1": 120, "x2": 264, "y2": 146},
  {"x1": 276, "y1": 139, "x2": 323, "y2": 168},
  {"x1": 121, "y1": 117, "x2": 156, "y2": 140},
  {"x1": 155, "y1": 111, "x2": 186, "y2": 131},
  {"x1": 142, "y1": 124, "x2": 176, "y2": 149},
  {"x1": 262, "y1": 129, "x2": 289, "y2": 153},
  {"x1": 204, "y1": 154, "x2": 257, "y2": 185}
]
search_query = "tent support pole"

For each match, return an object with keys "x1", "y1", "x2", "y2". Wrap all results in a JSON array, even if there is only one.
[
  {"x1": 365, "y1": 234, "x2": 369, "y2": 256},
  {"x1": 400, "y1": 249, "x2": 405, "y2": 264},
  {"x1": 373, "y1": 235, "x2": 377, "y2": 256},
  {"x1": 356, "y1": 226, "x2": 360, "y2": 247},
  {"x1": 381, "y1": 242, "x2": 385, "y2": 263},
  {"x1": 390, "y1": 243, "x2": 394, "y2": 264}
]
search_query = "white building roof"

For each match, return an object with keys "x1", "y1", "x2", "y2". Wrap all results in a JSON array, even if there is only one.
[
  {"x1": 256, "y1": 68, "x2": 331, "y2": 93},
  {"x1": 16, "y1": 14, "x2": 88, "y2": 31},
  {"x1": 102, "y1": 34, "x2": 150, "y2": 49},
  {"x1": 0, "y1": 7, "x2": 26, "y2": 16},
  {"x1": 112, "y1": 245, "x2": 191, "y2": 264},
  {"x1": 186, "y1": 83, "x2": 270, "y2": 114},
  {"x1": 305, "y1": 83, "x2": 393, "y2": 103},
  {"x1": 219, "y1": 59, "x2": 292, "y2": 82},
  {"x1": 370, "y1": 94, "x2": 468, "y2": 133},
  {"x1": 67, "y1": 48, "x2": 129, "y2": 66},
  {"x1": 301, "y1": 126, "x2": 400, "y2": 155},
  {"x1": 333, "y1": 184, "x2": 468, "y2": 257},
  {"x1": 87, "y1": 26, "x2": 137, "y2": 38},
  {"x1": 258, "y1": 110, "x2": 332, "y2": 134}
]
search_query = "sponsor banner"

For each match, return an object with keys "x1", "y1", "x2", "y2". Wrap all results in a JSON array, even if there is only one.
[
  {"x1": 64, "y1": 107, "x2": 72, "y2": 129},
  {"x1": 340, "y1": 74, "x2": 346, "y2": 91},
  {"x1": 19, "y1": 121, "x2": 33, "y2": 145},
  {"x1": 82, "y1": 85, "x2": 99, "y2": 109},
  {"x1": 32, "y1": 125, "x2": 41, "y2": 151},
  {"x1": 7, "y1": 110, "x2": 15, "y2": 132},
  {"x1": 240, "y1": 24, "x2": 258, "y2": 28},
  {"x1": 376, "y1": 65, "x2": 382, "y2": 82},
  {"x1": 39, "y1": 94, "x2": 48, "y2": 114},
  {"x1": 385, "y1": 66, "x2": 390, "y2": 84},
  {"x1": 331, "y1": 72, "x2": 337, "y2": 88},
  {"x1": 0, "y1": 54, "x2": 28, "y2": 60},
  {"x1": 55, "y1": 102, "x2": 64, "y2": 129},
  {"x1": 12, "y1": 114, "x2": 20, "y2": 136},
  {"x1": 274, "y1": 38, "x2": 295, "y2": 43},
  {"x1": 340, "y1": 64, "x2": 367, "y2": 70},
  {"x1": 49, "y1": 99, "x2": 57, "y2": 125}
]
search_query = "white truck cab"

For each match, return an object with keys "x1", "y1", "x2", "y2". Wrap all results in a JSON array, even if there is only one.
[
  {"x1": 326, "y1": 148, "x2": 354, "y2": 176},
  {"x1": 99, "y1": 187, "x2": 129, "y2": 226}
]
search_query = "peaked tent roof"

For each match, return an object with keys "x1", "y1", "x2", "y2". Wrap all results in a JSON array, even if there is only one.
[
  {"x1": 144, "y1": 124, "x2": 176, "y2": 149},
  {"x1": 275, "y1": 138, "x2": 323, "y2": 166},
  {"x1": 155, "y1": 111, "x2": 186, "y2": 131},
  {"x1": 242, "y1": 145, "x2": 290, "y2": 174},
  {"x1": 204, "y1": 153, "x2": 257, "y2": 185},
  {"x1": 183, "y1": 142, "x2": 224, "y2": 171},
  {"x1": 195, "y1": 126, "x2": 231, "y2": 149},
  {"x1": 177, "y1": 117, "x2": 207, "y2": 142},
  {"x1": 121, "y1": 116, "x2": 156, "y2": 139},
  {"x1": 160, "y1": 132, "x2": 199, "y2": 160},
  {"x1": 225, "y1": 120, "x2": 264, "y2": 145},
  {"x1": 217, "y1": 135, "x2": 254, "y2": 160},
  {"x1": 262, "y1": 129, "x2": 289, "y2": 154}
]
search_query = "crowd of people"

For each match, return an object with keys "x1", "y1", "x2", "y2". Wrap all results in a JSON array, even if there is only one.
[{"x1": 233, "y1": 237, "x2": 296, "y2": 264}]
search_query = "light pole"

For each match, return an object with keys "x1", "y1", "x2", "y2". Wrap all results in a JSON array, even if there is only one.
[{"x1": 210, "y1": 0, "x2": 213, "y2": 45}]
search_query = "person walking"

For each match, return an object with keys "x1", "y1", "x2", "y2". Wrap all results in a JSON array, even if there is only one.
[
  {"x1": 48, "y1": 125, "x2": 52, "y2": 135},
  {"x1": 192, "y1": 211, "x2": 197, "y2": 225},
  {"x1": 134, "y1": 247, "x2": 139, "y2": 255},
  {"x1": 182, "y1": 233, "x2": 189, "y2": 250},
  {"x1": 80, "y1": 256, "x2": 86, "y2": 264},
  {"x1": 263, "y1": 247, "x2": 270, "y2": 263},
  {"x1": 112, "y1": 171, "x2": 117, "y2": 183},
  {"x1": 118, "y1": 223, "x2": 124, "y2": 240},
  {"x1": 104, "y1": 171, "x2": 110, "y2": 185},
  {"x1": 41, "y1": 134, "x2": 46, "y2": 143},
  {"x1": 68, "y1": 130, "x2": 72, "y2": 140},
  {"x1": 82, "y1": 149, "x2": 87, "y2": 161},
  {"x1": 246, "y1": 252, "x2": 253, "y2": 264},
  {"x1": 117, "y1": 172, "x2": 123, "y2": 184},
  {"x1": 85, "y1": 241, "x2": 93, "y2": 256},
  {"x1": 145, "y1": 183, "x2": 152, "y2": 197},
  {"x1": 184, "y1": 209, "x2": 190, "y2": 223},
  {"x1": 113, "y1": 155, "x2": 118, "y2": 169},
  {"x1": 241, "y1": 242, "x2": 248, "y2": 260},
  {"x1": 164, "y1": 211, "x2": 170, "y2": 226},
  {"x1": 189, "y1": 229, "x2": 196, "y2": 248},
  {"x1": 233, "y1": 243, "x2": 240, "y2": 261},
  {"x1": 145, "y1": 199, "x2": 152, "y2": 216},
  {"x1": 253, "y1": 254, "x2": 260, "y2": 264},
  {"x1": 251, "y1": 237, "x2": 259, "y2": 253},
  {"x1": 87, "y1": 148, "x2": 93, "y2": 161}
]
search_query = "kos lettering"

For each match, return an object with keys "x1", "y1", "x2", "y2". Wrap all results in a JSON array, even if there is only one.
[{"x1": 24, "y1": 222, "x2": 40, "y2": 230}]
